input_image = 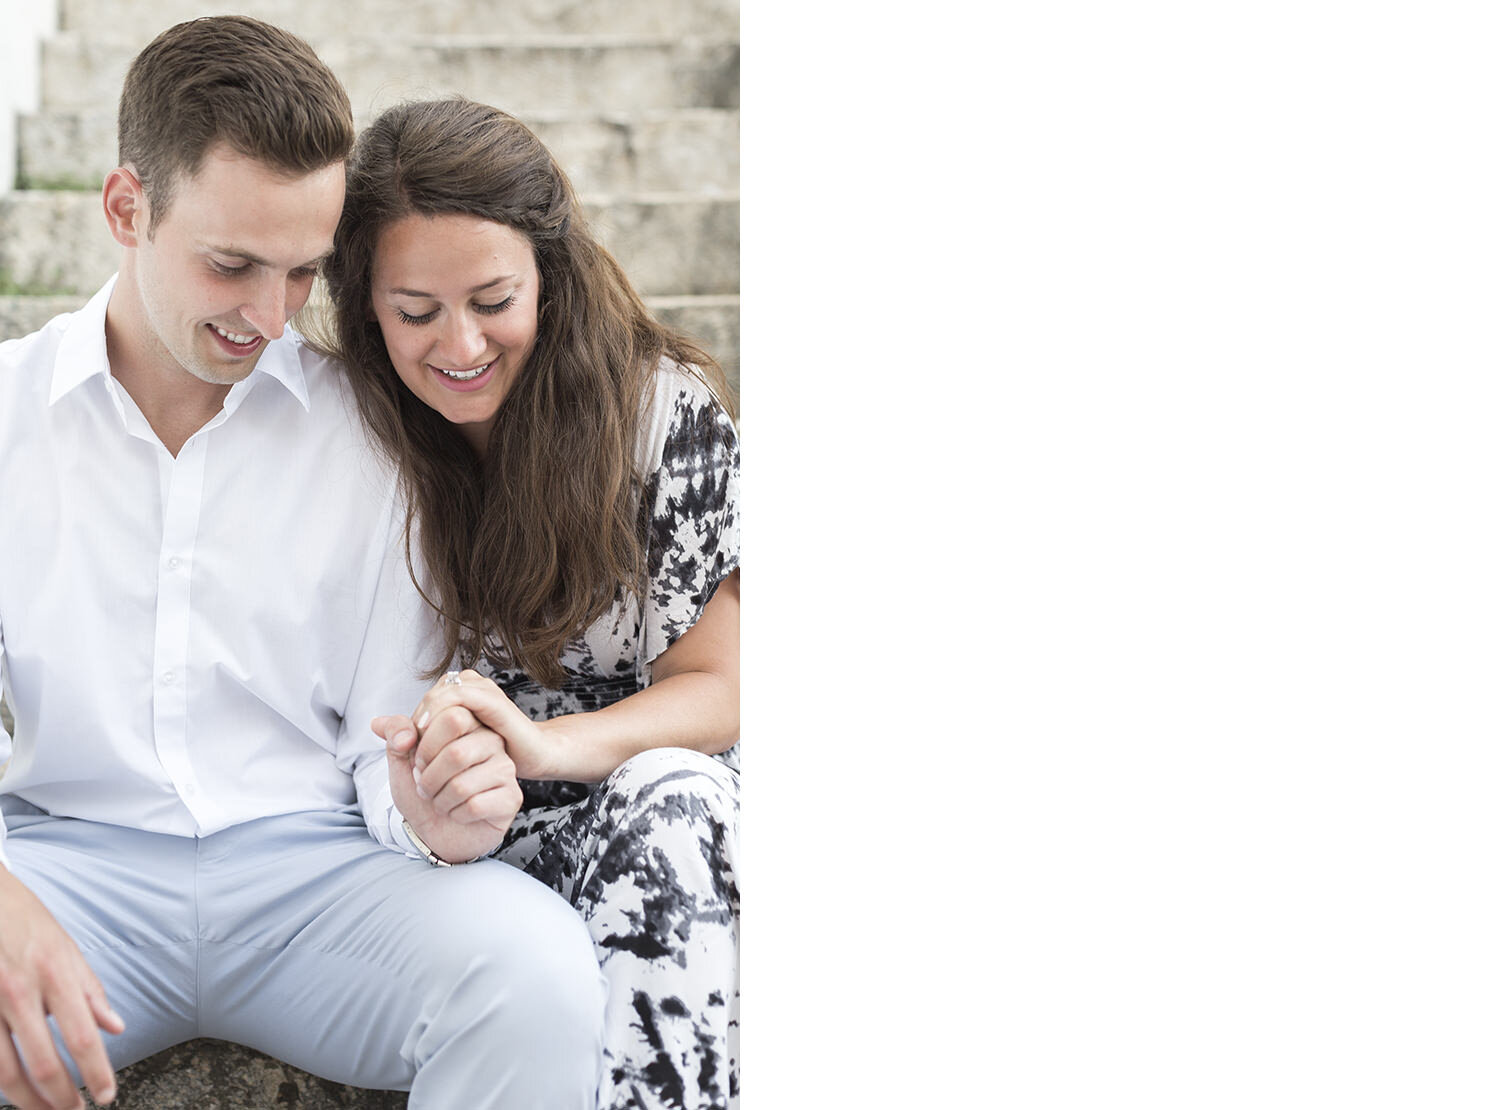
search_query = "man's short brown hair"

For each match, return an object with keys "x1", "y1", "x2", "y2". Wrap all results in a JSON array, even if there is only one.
[{"x1": 118, "y1": 16, "x2": 354, "y2": 233}]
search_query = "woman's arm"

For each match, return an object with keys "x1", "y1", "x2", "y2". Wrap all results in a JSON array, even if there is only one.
[
  {"x1": 539, "y1": 568, "x2": 739, "y2": 780},
  {"x1": 380, "y1": 569, "x2": 739, "y2": 785}
]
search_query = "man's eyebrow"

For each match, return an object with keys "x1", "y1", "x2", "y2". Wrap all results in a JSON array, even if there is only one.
[
  {"x1": 388, "y1": 275, "x2": 518, "y2": 298},
  {"x1": 207, "y1": 246, "x2": 335, "y2": 269}
]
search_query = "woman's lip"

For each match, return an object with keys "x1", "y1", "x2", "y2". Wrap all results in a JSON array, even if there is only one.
[{"x1": 429, "y1": 360, "x2": 496, "y2": 392}]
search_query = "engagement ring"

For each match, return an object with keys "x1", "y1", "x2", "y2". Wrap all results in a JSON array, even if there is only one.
[{"x1": 442, "y1": 670, "x2": 463, "y2": 686}]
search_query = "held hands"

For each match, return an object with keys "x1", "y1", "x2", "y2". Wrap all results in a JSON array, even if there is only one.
[
  {"x1": 375, "y1": 677, "x2": 525, "y2": 864},
  {"x1": 384, "y1": 669, "x2": 558, "y2": 783},
  {"x1": 0, "y1": 869, "x2": 123, "y2": 1110}
]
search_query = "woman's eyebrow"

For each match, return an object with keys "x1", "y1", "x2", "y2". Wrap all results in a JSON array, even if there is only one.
[{"x1": 388, "y1": 275, "x2": 518, "y2": 298}]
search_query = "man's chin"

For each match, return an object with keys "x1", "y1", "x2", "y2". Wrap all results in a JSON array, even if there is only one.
[{"x1": 186, "y1": 354, "x2": 260, "y2": 387}]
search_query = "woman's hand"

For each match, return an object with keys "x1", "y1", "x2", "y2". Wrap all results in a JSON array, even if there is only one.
[
  {"x1": 376, "y1": 701, "x2": 523, "y2": 863},
  {"x1": 403, "y1": 670, "x2": 560, "y2": 781}
]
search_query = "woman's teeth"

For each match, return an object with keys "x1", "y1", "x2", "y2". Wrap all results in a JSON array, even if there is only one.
[
  {"x1": 436, "y1": 362, "x2": 491, "y2": 381},
  {"x1": 214, "y1": 325, "x2": 258, "y2": 345}
]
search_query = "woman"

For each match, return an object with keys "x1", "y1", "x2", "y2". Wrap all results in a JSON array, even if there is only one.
[{"x1": 322, "y1": 99, "x2": 740, "y2": 1110}]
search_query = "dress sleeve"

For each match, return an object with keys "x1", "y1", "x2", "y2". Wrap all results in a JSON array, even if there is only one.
[{"x1": 636, "y1": 370, "x2": 740, "y2": 684}]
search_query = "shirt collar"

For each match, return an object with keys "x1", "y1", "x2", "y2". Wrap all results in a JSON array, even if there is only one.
[
  {"x1": 242, "y1": 322, "x2": 312, "y2": 413},
  {"x1": 48, "y1": 276, "x2": 115, "y2": 406},
  {"x1": 48, "y1": 274, "x2": 313, "y2": 413}
]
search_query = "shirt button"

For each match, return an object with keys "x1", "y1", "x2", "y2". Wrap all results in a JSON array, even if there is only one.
[
  {"x1": 167, "y1": 557, "x2": 182, "y2": 571},
  {"x1": 162, "y1": 670, "x2": 175, "y2": 685}
]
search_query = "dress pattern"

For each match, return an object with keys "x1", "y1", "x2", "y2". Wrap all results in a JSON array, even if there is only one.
[{"x1": 480, "y1": 364, "x2": 740, "y2": 1110}]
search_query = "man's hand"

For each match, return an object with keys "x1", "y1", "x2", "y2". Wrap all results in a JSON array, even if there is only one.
[
  {"x1": 376, "y1": 703, "x2": 523, "y2": 864},
  {"x1": 0, "y1": 869, "x2": 123, "y2": 1109}
]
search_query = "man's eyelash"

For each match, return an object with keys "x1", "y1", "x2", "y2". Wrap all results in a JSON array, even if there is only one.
[{"x1": 212, "y1": 262, "x2": 318, "y2": 279}]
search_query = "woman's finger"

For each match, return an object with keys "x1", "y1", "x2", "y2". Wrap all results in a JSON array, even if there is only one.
[{"x1": 416, "y1": 684, "x2": 532, "y2": 742}]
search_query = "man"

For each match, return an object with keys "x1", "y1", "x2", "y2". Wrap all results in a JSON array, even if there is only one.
[{"x1": 0, "y1": 17, "x2": 605, "y2": 1110}]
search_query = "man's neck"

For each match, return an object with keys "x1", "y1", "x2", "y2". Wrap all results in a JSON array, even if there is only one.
[{"x1": 104, "y1": 274, "x2": 233, "y2": 457}]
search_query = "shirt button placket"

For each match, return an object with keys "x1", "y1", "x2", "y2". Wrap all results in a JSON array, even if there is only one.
[{"x1": 152, "y1": 440, "x2": 209, "y2": 825}]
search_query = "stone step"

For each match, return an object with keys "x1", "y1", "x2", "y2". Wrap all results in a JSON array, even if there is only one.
[
  {"x1": 41, "y1": 33, "x2": 739, "y2": 115},
  {"x1": 0, "y1": 190, "x2": 737, "y2": 299},
  {"x1": 59, "y1": 0, "x2": 737, "y2": 39},
  {"x1": 18, "y1": 108, "x2": 739, "y2": 197},
  {"x1": 647, "y1": 295, "x2": 739, "y2": 395},
  {"x1": 110, "y1": 1039, "x2": 406, "y2": 1109},
  {"x1": 0, "y1": 292, "x2": 738, "y2": 396},
  {"x1": 0, "y1": 294, "x2": 85, "y2": 342},
  {"x1": 584, "y1": 192, "x2": 739, "y2": 297}
]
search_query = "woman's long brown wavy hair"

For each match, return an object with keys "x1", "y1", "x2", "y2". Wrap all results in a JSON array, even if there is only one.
[{"x1": 322, "y1": 98, "x2": 733, "y2": 687}]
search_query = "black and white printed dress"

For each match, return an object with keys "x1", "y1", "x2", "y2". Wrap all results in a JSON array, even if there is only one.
[{"x1": 479, "y1": 362, "x2": 740, "y2": 1110}]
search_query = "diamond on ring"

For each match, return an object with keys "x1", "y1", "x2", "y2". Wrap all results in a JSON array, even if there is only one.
[{"x1": 442, "y1": 670, "x2": 463, "y2": 686}]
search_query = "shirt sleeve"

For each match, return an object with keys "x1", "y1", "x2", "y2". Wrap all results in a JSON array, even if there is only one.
[
  {"x1": 637, "y1": 371, "x2": 741, "y2": 684},
  {"x1": 335, "y1": 490, "x2": 442, "y2": 859},
  {"x1": 0, "y1": 618, "x2": 10, "y2": 871}
]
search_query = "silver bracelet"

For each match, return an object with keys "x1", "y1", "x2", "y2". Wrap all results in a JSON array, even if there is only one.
[{"x1": 401, "y1": 818, "x2": 489, "y2": 867}]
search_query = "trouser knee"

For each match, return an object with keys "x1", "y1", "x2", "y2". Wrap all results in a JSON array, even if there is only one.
[
  {"x1": 591, "y1": 748, "x2": 740, "y2": 914},
  {"x1": 412, "y1": 870, "x2": 607, "y2": 1060},
  {"x1": 598, "y1": 747, "x2": 739, "y2": 839}
]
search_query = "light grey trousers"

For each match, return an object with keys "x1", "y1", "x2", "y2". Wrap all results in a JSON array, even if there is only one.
[{"x1": 0, "y1": 802, "x2": 607, "y2": 1108}]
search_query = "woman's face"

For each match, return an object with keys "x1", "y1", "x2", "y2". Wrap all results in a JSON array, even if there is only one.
[{"x1": 369, "y1": 212, "x2": 541, "y2": 453}]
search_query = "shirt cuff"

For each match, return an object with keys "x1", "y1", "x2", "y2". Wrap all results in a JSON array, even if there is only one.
[{"x1": 351, "y1": 752, "x2": 423, "y2": 860}]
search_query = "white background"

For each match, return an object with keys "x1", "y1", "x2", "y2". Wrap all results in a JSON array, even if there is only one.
[{"x1": 745, "y1": 2, "x2": 1500, "y2": 1105}]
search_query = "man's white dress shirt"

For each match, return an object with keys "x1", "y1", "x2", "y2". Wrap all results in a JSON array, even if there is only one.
[{"x1": 0, "y1": 277, "x2": 438, "y2": 865}]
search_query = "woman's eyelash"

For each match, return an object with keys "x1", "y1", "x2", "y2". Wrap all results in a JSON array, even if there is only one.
[{"x1": 395, "y1": 296, "x2": 515, "y2": 326}]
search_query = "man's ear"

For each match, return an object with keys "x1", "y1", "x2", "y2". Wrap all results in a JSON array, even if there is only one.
[{"x1": 102, "y1": 167, "x2": 148, "y2": 248}]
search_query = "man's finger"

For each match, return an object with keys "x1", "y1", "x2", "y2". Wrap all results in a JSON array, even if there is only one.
[
  {"x1": 86, "y1": 991, "x2": 124, "y2": 1038},
  {"x1": 9, "y1": 1008, "x2": 83, "y2": 1110},
  {"x1": 414, "y1": 729, "x2": 502, "y2": 805},
  {"x1": 85, "y1": 982, "x2": 125, "y2": 1051},
  {"x1": 448, "y1": 782, "x2": 525, "y2": 826},
  {"x1": 426, "y1": 759, "x2": 508, "y2": 817},
  {"x1": 0, "y1": 1024, "x2": 49, "y2": 1110},
  {"x1": 413, "y1": 706, "x2": 480, "y2": 771},
  {"x1": 52, "y1": 989, "x2": 116, "y2": 1105},
  {"x1": 372, "y1": 715, "x2": 418, "y2": 754}
]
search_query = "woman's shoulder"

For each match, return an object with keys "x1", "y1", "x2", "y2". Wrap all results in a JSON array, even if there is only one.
[{"x1": 638, "y1": 358, "x2": 737, "y2": 462}]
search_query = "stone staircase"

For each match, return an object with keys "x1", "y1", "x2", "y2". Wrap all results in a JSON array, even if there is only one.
[
  {"x1": 0, "y1": 0, "x2": 740, "y2": 392},
  {"x1": 0, "y1": 2, "x2": 736, "y2": 1107}
]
